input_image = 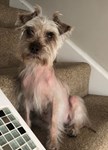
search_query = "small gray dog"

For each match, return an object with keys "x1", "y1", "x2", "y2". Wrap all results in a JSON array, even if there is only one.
[{"x1": 16, "y1": 5, "x2": 90, "y2": 150}]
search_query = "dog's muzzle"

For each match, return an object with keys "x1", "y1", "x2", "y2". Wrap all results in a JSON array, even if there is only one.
[{"x1": 29, "y1": 42, "x2": 42, "y2": 54}]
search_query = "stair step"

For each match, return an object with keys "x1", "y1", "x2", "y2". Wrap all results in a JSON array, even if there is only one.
[
  {"x1": 0, "y1": 4, "x2": 25, "y2": 28},
  {"x1": 0, "y1": 27, "x2": 21, "y2": 68},
  {"x1": 1, "y1": 78, "x2": 108, "y2": 150},
  {"x1": 32, "y1": 94, "x2": 108, "y2": 150},
  {"x1": 0, "y1": 0, "x2": 9, "y2": 7},
  {"x1": 55, "y1": 62, "x2": 91, "y2": 97},
  {"x1": 0, "y1": 62, "x2": 91, "y2": 105},
  {"x1": 60, "y1": 95, "x2": 108, "y2": 150}
]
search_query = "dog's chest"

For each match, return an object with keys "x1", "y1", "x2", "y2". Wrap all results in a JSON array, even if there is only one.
[{"x1": 23, "y1": 65, "x2": 56, "y2": 100}]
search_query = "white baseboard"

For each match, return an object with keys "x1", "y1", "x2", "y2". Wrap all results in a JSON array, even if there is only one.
[
  {"x1": 9, "y1": 0, "x2": 34, "y2": 11},
  {"x1": 66, "y1": 39, "x2": 108, "y2": 80}
]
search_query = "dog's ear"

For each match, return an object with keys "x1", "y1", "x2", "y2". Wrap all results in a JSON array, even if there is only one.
[
  {"x1": 53, "y1": 12, "x2": 72, "y2": 35},
  {"x1": 15, "y1": 5, "x2": 42, "y2": 26}
]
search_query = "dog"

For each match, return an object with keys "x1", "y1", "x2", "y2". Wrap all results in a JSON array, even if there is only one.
[{"x1": 16, "y1": 5, "x2": 90, "y2": 150}]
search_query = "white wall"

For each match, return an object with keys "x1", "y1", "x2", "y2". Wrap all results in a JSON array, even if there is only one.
[
  {"x1": 32, "y1": 0, "x2": 108, "y2": 72},
  {"x1": 35, "y1": 0, "x2": 108, "y2": 95},
  {"x1": 10, "y1": 0, "x2": 108, "y2": 96},
  {"x1": 10, "y1": 0, "x2": 108, "y2": 72},
  {"x1": 10, "y1": 0, "x2": 28, "y2": 10},
  {"x1": 10, "y1": 1, "x2": 108, "y2": 72}
]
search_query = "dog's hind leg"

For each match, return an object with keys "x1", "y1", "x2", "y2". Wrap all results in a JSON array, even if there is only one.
[{"x1": 65, "y1": 96, "x2": 90, "y2": 137}]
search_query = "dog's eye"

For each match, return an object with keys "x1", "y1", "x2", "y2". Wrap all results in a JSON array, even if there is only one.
[
  {"x1": 46, "y1": 32, "x2": 55, "y2": 40},
  {"x1": 25, "y1": 26, "x2": 34, "y2": 38}
]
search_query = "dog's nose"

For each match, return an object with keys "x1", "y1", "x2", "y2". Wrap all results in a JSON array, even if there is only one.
[{"x1": 29, "y1": 42, "x2": 42, "y2": 54}]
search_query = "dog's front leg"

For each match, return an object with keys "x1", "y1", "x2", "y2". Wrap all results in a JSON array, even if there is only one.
[
  {"x1": 47, "y1": 100, "x2": 60, "y2": 150},
  {"x1": 24, "y1": 100, "x2": 31, "y2": 127},
  {"x1": 18, "y1": 95, "x2": 31, "y2": 127}
]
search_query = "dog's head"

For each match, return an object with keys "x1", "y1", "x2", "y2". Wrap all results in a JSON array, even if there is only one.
[{"x1": 16, "y1": 5, "x2": 72, "y2": 65}]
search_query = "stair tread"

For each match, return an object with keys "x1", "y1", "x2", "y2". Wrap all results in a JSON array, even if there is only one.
[{"x1": 0, "y1": 4, "x2": 26, "y2": 28}]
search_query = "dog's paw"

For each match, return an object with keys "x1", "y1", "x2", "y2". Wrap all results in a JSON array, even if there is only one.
[
  {"x1": 65, "y1": 126, "x2": 78, "y2": 137},
  {"x1": 46, "y1": 141, "x2": 58, "y2": 150},
  {"x1": 26, "y1": 119, "x2": 31, "y2": 128}
]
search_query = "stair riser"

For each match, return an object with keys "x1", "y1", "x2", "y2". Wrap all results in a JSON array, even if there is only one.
[
  {"x1": 0, "y1": 4, "x2": 25, "y2": 28},
  {"x1": 55, "y1": 63, "x2": 91, "y2": 97},
  {"x1": 0, "y1": 28, "x2": 21, "y2": 68},
  {"x1": 0, "y1": 0, "x2": 9, "y2": 6},
  {"x1": 0, "y1": 63, "x2": 91, "y2": 102}
]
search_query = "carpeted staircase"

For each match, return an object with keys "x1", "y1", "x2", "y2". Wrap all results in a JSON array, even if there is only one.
[{"x1": 0, "y1": 1, "x2": 108, "y2": 150}]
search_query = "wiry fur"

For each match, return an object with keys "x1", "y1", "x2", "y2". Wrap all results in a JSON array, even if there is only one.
[{"x1": 16, "y1": 5, "x2": 90, "y2": 150}]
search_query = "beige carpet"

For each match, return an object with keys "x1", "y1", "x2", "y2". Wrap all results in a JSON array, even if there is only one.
[
  {"x1": 0, "y1": 3, "x2": 25, "y2": 28},
  {"x1": 0, "y1": 28, "x2": 21, "y2": 68},
  {"x1": 0, "y1": 0, "x2": 9, "y2": 7},
  {"x1": 0, "y1": 62, "x2": 91, "y2": 101}
]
